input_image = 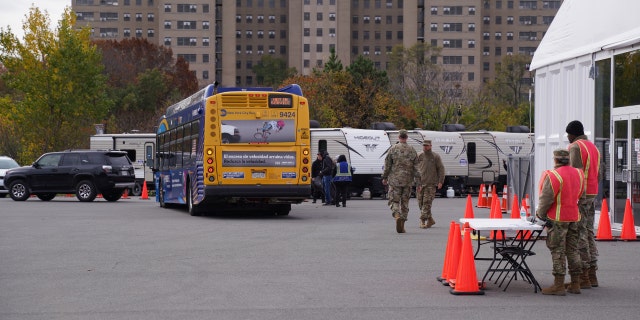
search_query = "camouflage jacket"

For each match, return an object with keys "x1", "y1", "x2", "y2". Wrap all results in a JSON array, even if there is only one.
[{"x1": 382, "y1": 142, "x2": 419, "y2": 187}]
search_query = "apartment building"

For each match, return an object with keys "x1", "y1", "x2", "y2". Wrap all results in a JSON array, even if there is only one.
[{"x1": 73, "y1": 0, "x2": 562, "y2": 89}]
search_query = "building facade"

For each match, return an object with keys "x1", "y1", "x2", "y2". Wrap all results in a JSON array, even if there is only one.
[{"x1": 73, "y1": 0, "x2": 562, "y2": 88}]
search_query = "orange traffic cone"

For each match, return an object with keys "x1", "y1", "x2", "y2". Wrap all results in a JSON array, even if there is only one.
[
  {"x1": 510, "y1": 195, "x2": 520, "y2": 219},
  {"x1": 596, "y1": 199, "x2": 614, "y2": 241},
  {"x1": 490, "y1": 197, "x2": 504, "y2": 240},
  {"x1": 140, "y1": 181, "x2": 149, "y2": 200},
  {"x1": 486, "y1": 185, "x2": 493, "y2": 208},
  {"x1": 464, "y1": 194, "x2": 475, "y2": 219},
  {"x1": 450, "y1": 227, "x2": 485, "y2": 295},
  {"x1": 477, "y1": 184, "x2": 487, "y2": 208},
  {"x1": 122, "y1": 189, "x2": 129, "y2": 199},
  {"x1": 620, "y1": 199, "x2": 637, "y2": 240},
  {"x1": 501, "y1": 185, "x2": 508, "y2": 213},
  {"x1": 444, "y1": 222, "x2": 463, "y2": 286},
  {"x1": 438, "y1": 221, "x2": 457, "y2": 283}
]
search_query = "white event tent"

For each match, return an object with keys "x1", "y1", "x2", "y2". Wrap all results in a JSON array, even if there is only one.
[{"x1": 531, "y1": 0, "x2": 640, "y2": 228}]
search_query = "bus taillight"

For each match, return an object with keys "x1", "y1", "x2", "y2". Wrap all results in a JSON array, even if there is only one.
[
  {"x1": 302, "y1": 158, "x2": 309, "y2": 164},
  {"x1": 302, "y1": 167, "x2": 308, "y2": 173}
]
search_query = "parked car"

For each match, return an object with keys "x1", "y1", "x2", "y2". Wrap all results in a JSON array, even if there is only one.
[
  {"x1": 3, "y1": 150, "x2": 135, "y2": 202},
  {"x1": 0, "y1": 156, "x2": 20, "y2": 198}
]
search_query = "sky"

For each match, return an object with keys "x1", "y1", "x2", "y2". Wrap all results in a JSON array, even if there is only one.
[{"x1": 0, "y1": 0, "x2": 70, "y2": 39}]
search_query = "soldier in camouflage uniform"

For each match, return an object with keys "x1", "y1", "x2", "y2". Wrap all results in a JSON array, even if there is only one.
[
  {"x1": 535, "y1": 149, "x2": 585, "y2": 295},
  {"x1": 566, "y1": 120, "x2": 601, "y2": 288},
  {"x1": 416, "y1": 140, "x2": 445, "y2": 229},
  {"x1": 381, "y1": 130, "x2": 420, "y2": 233}
]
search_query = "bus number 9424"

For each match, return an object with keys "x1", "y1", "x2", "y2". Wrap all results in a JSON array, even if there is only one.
[{"x1": 279, "y1": 111, "x2": 295, "y2": 118}]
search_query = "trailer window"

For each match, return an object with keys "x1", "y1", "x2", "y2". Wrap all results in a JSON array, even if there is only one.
[
  {"x1": 122, "y1": 149, "x2": 137, "y2": 162},
  {"x1": 467, "y1": 142, "x2": 476, "y2": 164},
  {"x1": 318, "y1": 140, "x2": 328, "y2": 154}
]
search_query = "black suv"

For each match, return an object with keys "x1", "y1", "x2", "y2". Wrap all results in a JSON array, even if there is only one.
[{"x1": 3, "y1": 150, "x2": 135, "y2": 202}]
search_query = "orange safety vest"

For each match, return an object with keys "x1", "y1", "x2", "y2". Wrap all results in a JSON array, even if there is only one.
[
  {"x1": 570, "y1": 139, "x2": 600, "y2": 196},
  {"x1": 539, "y1": 166, "x2": 584, "y2": 222}
]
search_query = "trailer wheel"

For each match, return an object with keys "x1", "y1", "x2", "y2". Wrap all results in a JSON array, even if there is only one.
[{"x1": 130, "y1": 182, "x2": 142, "y2": 196}]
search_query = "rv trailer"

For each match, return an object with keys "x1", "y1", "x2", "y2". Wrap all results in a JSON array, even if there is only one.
[
  {"x1": 387, "y1": 130, "x2": 469, "y2": 197},
  {"x1": 459, "y1": 131, "x2": 534, "y2": 192},
  {"x1": 310, "y1": 128, "x2": 391, "y2": 198},
  {"x1": 90, "y1": 133, "x2": 156, "y2": 195}
]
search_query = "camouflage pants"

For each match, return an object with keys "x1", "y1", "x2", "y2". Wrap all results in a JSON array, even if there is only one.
[
  {"x1": 388, "y1": 185, "x2": 412, "y2": 221},
  {"x1": 578, "y1": 197, "x2": 599, "y2": 269},
  {"x1": 417, "y1": 185, "x2": 436, "y2": 221},
  {"x1": 546, "y1": 221, "x2": 582, "y2": 277}
]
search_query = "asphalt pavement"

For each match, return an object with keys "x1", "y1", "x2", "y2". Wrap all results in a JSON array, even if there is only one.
[{"x1": 1, "y1": 195, "x2": 639, "y2": 320}]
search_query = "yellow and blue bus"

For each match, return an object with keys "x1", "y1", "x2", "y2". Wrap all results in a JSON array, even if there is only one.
[{"x1": 153, "y1": 82, "x2": 311, "y2": 215}]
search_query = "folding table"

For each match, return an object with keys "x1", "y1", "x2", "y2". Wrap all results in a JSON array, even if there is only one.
[{"x1": 459, "y1": 218, "x2": 544, "y2": 293}]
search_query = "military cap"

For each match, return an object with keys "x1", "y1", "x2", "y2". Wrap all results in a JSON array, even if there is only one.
[
  {"x1": 553, "y1": 148, "x2": 570, "y2": 159},
  {"x1": 398, "y1": 129, "x2": 408, "y2": 138},
  {"x1": 422, "y1": 140, "x2": 432, "y2": 146}
]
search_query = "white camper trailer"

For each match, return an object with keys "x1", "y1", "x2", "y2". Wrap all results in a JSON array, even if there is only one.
[
  {"x1": 459, "y1": 131, "x2": 534, "y2": 192},
  {"x1": 418, "y1": 130, "x2": 468, "y2": 196},
  {"x1": 388, "y1": 130, "x2": 469, "y2": 196},
  {"x1": 310, "y1": 128, "x2": 391, "y2": 197},
  {"x1": 90, "y1": 133, "x2": 155, "y2": 195}
]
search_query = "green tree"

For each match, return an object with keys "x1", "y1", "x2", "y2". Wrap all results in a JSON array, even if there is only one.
[
  {"x1": 0, "y1": 6, "x2": 111, "y2": 163},
  {"x1": 489, "y1": 54, "x2": 532, "y2": 109},
  {"x1": 253, "y1": 55, "x2": 297, "y2": 87},
  {"x1": 94, "y1": 38, "x2": 198, "y2": 133},
  {"x1": 322, "y1": 47, "x2": 343, "y2": 73}
]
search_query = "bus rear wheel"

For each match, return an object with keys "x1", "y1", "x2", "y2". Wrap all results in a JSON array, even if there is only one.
[{"x1": 187, "y1": 183, "x2": 200, "y2": 216}]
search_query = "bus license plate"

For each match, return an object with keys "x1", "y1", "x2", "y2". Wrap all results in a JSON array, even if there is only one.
[{"x1": 252, "y1": 171, "x2": 266, "y2": 179}]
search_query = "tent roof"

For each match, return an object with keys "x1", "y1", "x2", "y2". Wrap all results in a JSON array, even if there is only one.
[{"x1": 530, "y1": 0, "x2": 640, "y2": 70}]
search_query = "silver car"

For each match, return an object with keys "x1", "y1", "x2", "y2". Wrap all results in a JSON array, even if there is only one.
[{"x1": 0, "y1": 156, "x2": 20, "y2": 198}]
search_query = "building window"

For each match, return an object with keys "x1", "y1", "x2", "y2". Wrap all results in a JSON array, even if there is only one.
[
  {"x1": 468, "y1": 6, "x2": 475, "y2": 15},
  {"x1": 483, "y1": 62, "x2": 490, "y2": 71},
  {"x1": 304, "y1": 44, "x2": 310, "y2": 52},
  {"x1": 468, "y1": 23, "x2": 475, "y2": 31},
  {"x1": 468, "y1": 72, "x2": 474, "y2": 81},
  {"x1": 203, "y1": 54, "x2": 209, "y2": 63},
  {"x1": 468, "y1": 39, "x2": 475, "y2": 48},
  {"x1": 203, "y1": 4, "x2": 209, "y2": 13},
  {"x1": 135, "y1": 13, "x2": 142, "y2": 21},
  {"x1": 316, "y1": 44, "x2": 323, "y2": 52},
  {"x1": 386, "y1": 31, "x2": 392, "y2": 40},
  {"x1": 468, "y1": 56, "x2": 474, "y2": 65},
  {"x1": 202, "y1": 70, "x2": 209, "y2": 79},
  {"x1": 317, "y1": 12, "x2": 323, "y2": 21},
  {"x1": 316, "y1": 28, "x2": 323, "y2": 36},
  {"x1": 164, "y1": 37, "x2": 171, "y2": 45},
  {"x1": 124, "y1": 28, "x2": 131, "y2": 37},
  {"x1": 203, "y1": 38, "x2": 210, "y2": 46},
  {"x1": 443, "y1": 56, "x2": 462, "y2": 64},
  {"x1": 520, "y1": 1, "x2": 537, "y2": 9},
  {"x1": 147, "y1": 13, "x2": 154, "y2": 21},
  {"x1": 304, "y1": 28, "x2": 310, "y2": 36},
  {"x1": 147, "y1": 29, "x2": 154, "y2": 37},
  {"x1": 203, "y1": 21, "x2": 210, "y2": 29},
  {"x1": 164, "y1": 21, "x2": 171, "y2": 29},
  {"x1": 164, "y1": 4, "x2": 171, "y2": 12},
  {"x1": 495, "y1": 32, "x2": 502, "y2": 40},
  {"x1": 495, "y1": 16, "x2": 502, "y2": 24},
  {"x1": 430, "y1": 6, "x2": 437, "y2": 15},
  {"x1": 483, "y1": 16, "x2": 490, "y2": 24},
  {"x1": 495, "y1": 47, "x2": 502, "y2": 56},
  {"x1": 304, "y1": 12, "x2": 310, "y2": 21},
  {"x1": 430, "y1": 23, "x2": 438, "y2": 32},
  {"x1": 507, "y1": 32, "x2": 514, "y2": 40},
  {"x1": 329, "y1": 13, "x2": 336, "y2": 21},
  {"x1": 352, "y1": 31, "x2": 358, "y2": 39}
]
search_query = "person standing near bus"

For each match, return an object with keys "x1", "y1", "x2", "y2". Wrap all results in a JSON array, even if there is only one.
[
  {"x1": 566, "y1": 120, "x2": 602, "y2": 288},
  {"x1": 536, "y1": 148, "x2": 585, "y2": 295},
  {"x1": 381, "y1": 130, "x2": 420, "y2": 233},
  {"x1": 311, "y1": 152, "x2": 324, "y2": 204},
  {"x1": 320, "y1": 151, "x2": 335, "y2": 206},
  {"x1": 416, "y1": 140, "x2": 445, "y2": 229},
  {"x1": 333, "y1": 154, "x2": 353, "y2": 208}
]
